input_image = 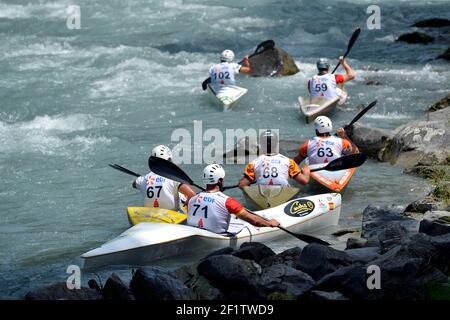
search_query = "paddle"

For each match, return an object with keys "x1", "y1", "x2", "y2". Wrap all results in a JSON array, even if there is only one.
[
  {"x1": 343, "y1": 100, "x2": 377, "y2": 130},
  {"x1": 109, "y1": 164, "x2": 140, "y2": 177},
  {"x1": 147, "y1": 156, "x2": 328, "y2": 245},
  {"x1": 331, "y1": 27, "x2": 361, "y2": 74},
  {"x1": 310, "y1": 153, "x2": 367, "y2": 173},
  {"x1": 201, "y1": 40, "x2": 275, "y2": 91}
]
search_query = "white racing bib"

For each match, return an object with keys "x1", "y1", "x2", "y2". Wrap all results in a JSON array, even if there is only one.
[
  {"x1": 309, "y1": 74, "x2": 338, "y2": 99},
  {"x1": 135, "y1": 172, "x2": 180, "y2": 210},
  {"x1": 209, "y1": 62, "x2": 241, "y2": 90},
  {"x1": 306, "y1": 136, "x2": 345, "y2": 165},
  {"x1": 250, "y1": 154, "x2": 293, "y2": 186}
]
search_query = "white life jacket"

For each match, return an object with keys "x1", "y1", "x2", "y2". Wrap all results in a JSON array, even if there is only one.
[
  {"x1": 187, "y1": 191, "x2": 232, "y2": 234},
  {"x1": 209, "y1": 62, "x2": 241, "y2": 91},
  {"x1": 135, "y1": 172, "x2": 180, "y2": 210},
  {"x1": 306, "y1": 136, "x2": 346, "y2": 165},
  {"x1": 309, "y1": 74, "x2": 339, "y2": 99},
  {"x1": 249, "y1": 154, "x2": 293, "y2": 186}
]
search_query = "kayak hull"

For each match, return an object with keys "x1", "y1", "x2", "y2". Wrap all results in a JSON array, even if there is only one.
[
  {"x1": 298, "y1": 85, "x2": 346, "y2": 123},
  {"x1": 308, "y1": 163, "x2": 356, "y2": 192},
  {"x1": 208, "y1": 84, "x2": 248, "y2": 111},
  {"x1": 242, "y1": 185, "x2": 300, "y2": 209},
  {"x1": 81, "y1": 193, "x2": 341, "y2": 268}
]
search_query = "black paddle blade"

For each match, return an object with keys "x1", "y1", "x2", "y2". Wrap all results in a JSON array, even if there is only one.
[
  {"x1": 201, "y1": 77, "x2": 211, "y2": 91},
  {"x1": 345, "y1": 100, "x2": 377, "y2": 129},
  {"x1": 109, "y1": 164, "x2": 141, "y2": 177},
  {"x1": 278, "y1": 226, "x2": 330, "y2": 245},
  {"x1": 148, "y1": 156, "x2": 194, "y2": 185},
  {"x1": 253, "y1": 40, "x2": 275, "y2": 56},
  {"x1": 346, "y1": 27, "x2": 361, "y2": 53},
  {"x1": 310, "y1": 153, "x2": 367, "y2": 172}
]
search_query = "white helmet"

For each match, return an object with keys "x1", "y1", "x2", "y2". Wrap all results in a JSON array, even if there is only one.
[
  {"x1": 220, "y1": 49, "x2": 235, "y2": 62},
  {"x1": 202, "y1": 164, "x2": 225, "y2": 185},
  {"x1": 151, "y1": 145, "x2": 172, "y2": 161},
  {"x1": 314, "y1": 116, "x2": 333, "y2": 134}
]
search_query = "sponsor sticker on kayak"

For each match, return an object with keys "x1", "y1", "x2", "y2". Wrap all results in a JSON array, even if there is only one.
[{"x1": 284, "y1": 199, "x2": 315, "y2": 217}]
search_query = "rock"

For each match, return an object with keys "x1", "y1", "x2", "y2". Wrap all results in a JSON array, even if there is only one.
[
  {"x1": 428, "y1": 93, "x2": 450, "y2": 112},
  {"x1": 377, "y1": 223, "x2": 409, "y2": 253},
  {"x1": 202, "y1": 247, "x2": 235, "y2": 260},
  {"x1": 249, "y1": 46, "x2": 299, "y2": 77},
  {"x1": 316, "y1": 266, "x2": 369, "y2": 300},
  {"x1": 260, "y1": 246, "x2": 302, "y2": 268},
  {"x1": 24, "y1": 282, "x2": 103, "y2": 300},
  {"x1": 419, "y1": 218, "x2": 450, "y2": 236},
  {"x1": 397, "y1": 32, "x2": 434, "y2": 44},
  {"x1": 197, "y1": 255, "x2": 261, "y2": 299},
  {"x1": 258, "y1": 264, "x2": 315, "y2": 299},
  {"x1": 187, "y1": 275, "x2": 225, "y2": 300},
  {"x1": 345, "y1": 247, "x2": 381, "y2": 263},
  {"x1": 413, "y1": 18, "x2": 450, "y2": 28},
  {"x1": 170, "y1": 263, "x2": 198, "y2": 285},
  {"x1": 130, "y1": 267, "x2": 194, "y2": 300},
  {"x1": 310, "y1": 290, "x2": 349, "y2": 300},
  {"x1": 102, "y1": 273, "x2": 134, "y2": 300},
  {"x1": 346, "y1": 123, "x2": 393, "y2": 159},
  {"x1": 279, "y1": 139, "x2": 302, "y2": 158},
  {"x1": 382, "y1": 118, "x2": 449, "y2": 169},
  {"x1": 232, "y1": 242, "x2": 275, "y2": 263},
  {"x1": 295, "y1": 243, "x2": 356, "y2": 280},
  {"x1": 222, "y1": 137, "x2": 258, "y2": 163},
  {"x1": 346, "y1": 237, "x2": 368, "y2": 249},
  {"x1": 365, "y1": 80, "x2": 382, "y2": 86},
  {"x1": 361, "y1": 205, "x2": 419, "y2": 244},
  {"x1": 438, "y1": 47, "x2": 450, "y2": 61},
  {"x1": 405, "y1": 198, "x2": 439, "y2": 214}
]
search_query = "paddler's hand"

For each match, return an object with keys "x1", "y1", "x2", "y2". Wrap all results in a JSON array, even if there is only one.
[
  {"x1": 242, "y1": 55, "x2": 250, "y2": 66},
  {"x1": 336, "y1": 127, "x2": 348, "y2": 139},
  {"x1": 266, "y1": 219, "x2": 280, "y2": 228},
  {"x1": 301, "y1": 165, "x2": 310, "y2": 175},
  {"x1": 339, "y1": 56, "x2": 345, "y2": 64}
]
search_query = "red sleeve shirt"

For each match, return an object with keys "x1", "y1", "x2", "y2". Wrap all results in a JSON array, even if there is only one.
[
  {"x1": 335, "y1": 74, "x2": 344, "y2": 84},
  {"x1": 225, "y1": 197, "x2": 244, "y2": 216}
]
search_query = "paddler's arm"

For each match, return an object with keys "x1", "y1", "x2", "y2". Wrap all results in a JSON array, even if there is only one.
[
  {"x1": 238, "y1": 176, "x2": 253, "y2": 189},
  {"x1": 236, "y1": 209, "x2": 280, "y2": 228},
  {"x1": 294, "y1": 141, "x2": 308, "y2": 164},
  {"x1": 339, "y1": 56, "x2": 355, "y2": 82},
  {"x1": 290, "y1": 159, "x2": 310, "y2": 185},
  {"x1": 239, "y1": 162, "x2": 255, "y2": 189},
  {"x1": 239, "y1": 55, "x2": 252, "y2": 74},
  {"x1": 336, "y1": 127, "x2": 359, "y2": 154},
  {"x1": 178, "y1": 183, "x2": 196, "y2": 202}
]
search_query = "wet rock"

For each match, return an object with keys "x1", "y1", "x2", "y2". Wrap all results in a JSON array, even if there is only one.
[
  {"x1": 345, "y1": 247, "x2": 381, "y2": 263},
  {"x1": 102, "y1": 273, "x2": 134, "y2": 300},
  {"x1": 346, "y1": 123, "x2": 393, "y2": 159},
  {"x1": 316, "y1": 266, "x2": 369, "y2": 300},
  {"x1": 258, "y1": 264, "x2": 315, "y2": 299},
  {"x1": 232, "y1": 242, "x2": 275, "y2": 263},
  {"x1": 438, "y1": 47, "x2": 450, "y2": 61},
  {"x1": 203, "y1": 247, "x2": 235, "y2": 259},
  {"x1": 346, "y1": 237, "x2": 368, "y2": 249},
  {"x1": 197, "y1": 255, "x2": 261, "y2": 299},
  {"x1": 420, "y1": 218, "x2": 450, "y2": 236},
  {"x1": 187, "y1": 275, "x2": 225, "y2": 300},
  {"x1": 377, "y1": 223, "x2": 410, "y2": 253},
  {"x1": 428, "y1": 93, "x2": 450, "y2": 112},
  {"x1": 382, "y1": 118, "x2": 449, "y2": 169},
  {"x1": 310, "y1": 290, "x2": 349, "y2": 300},
  {"x1": 249, "y1": 46, "x2": 299, "y2": 77},
  {"x1": 361, "y1": 205, "x2": 419, "y2": 244},
  {"x1": 24, "y1": 282, "x2": 103, "y2": 300},
  {"x1": 295, "y1": 243, "x2": 356, "y2": 280},
  {"x1": 397, "y1": 32, "x2": 434, "y2": 44},
  {"x1": 412, "y1": 18, "x2": 450, "y2": 28},
  {"x1": 405, "y1": 198, "x2": 439, "y2": 214},
  {"x1": 222, "y1": 137, "x2": 258, "y2": 162},
  {"x1": 130, "y1": 267, "x2": 194, "y2": 300},
  {"x1": 170, "y1": 263, "x2": 198, "y2": 285},
  {"x1": 260, "y1": 247, "x2": 302, "y2": 268}
]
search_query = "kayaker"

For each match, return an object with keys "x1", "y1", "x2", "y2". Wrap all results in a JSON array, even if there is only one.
[
  {"x1": 133, "y1": 145, "x2": 195, "y2": 211},
  {"x1": 308, "y1": 57, "x2": 355, "y2": 101},
  {"x1": 187, "y1": 164, "x2": 280, "y2": 234},
  {"x1": 294, "y1": 116, "x2": 359, "y2": 165},
  {"x1": 238, "y1": 130, "x2": 310, "y2": 188},
  {"x1": 209, "y1": 49, "x2": 252, "y2": 92}
]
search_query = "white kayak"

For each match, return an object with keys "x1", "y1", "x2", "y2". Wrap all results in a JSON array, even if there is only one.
[
  {"x1": 298, "y1": 85, "x2": 347, "y2": 123},
  {"x1": 208, "y1": 84, "x2": 248, "y2": 111},
  {"x1": 81, "y1": 193, "x2": 341, "y2": 268}
]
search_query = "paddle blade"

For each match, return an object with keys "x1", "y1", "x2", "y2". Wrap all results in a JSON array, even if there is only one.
[
  {"x1": 345, "y1": 100, "x2": 377, "y2": 129},
  {"x1": 278, "y1": 226, "x2": 330, "y2": 245},
  {"x1": 310, "y1": 153, "x2": 367, "y2": 172},
  {"x1": 201, "y1": 77, "x2": 211, "y2": 91},
  {"x1": 346, "y1": 27, "x2": 361, "y2": 53},
  {"x1": 252, "y1": 40, "x2": 275, "y2": 56},
  {"x1": 148, "y1": 156, "x2": 194, "y2": 185}
]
